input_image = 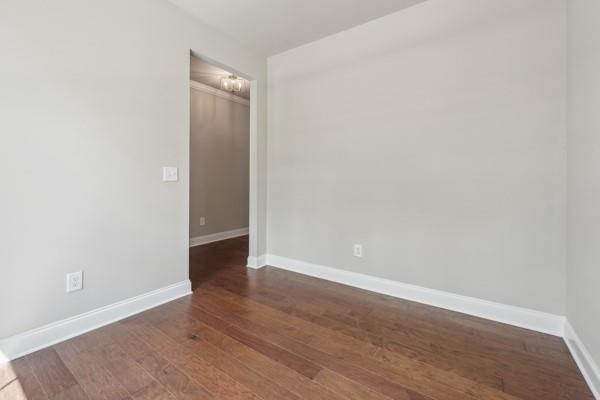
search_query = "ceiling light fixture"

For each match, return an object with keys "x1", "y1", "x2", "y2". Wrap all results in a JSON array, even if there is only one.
[{"x1": 220, "y1": 75, "x2": 244, "y2": 93}]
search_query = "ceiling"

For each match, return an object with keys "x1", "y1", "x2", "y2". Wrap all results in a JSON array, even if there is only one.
[
  {"x1": 169, "y1": 0, "x2": 427, "y2": 56},
  {"x1": 190, "y1": 55, "x2": 251, "y2": 99}
]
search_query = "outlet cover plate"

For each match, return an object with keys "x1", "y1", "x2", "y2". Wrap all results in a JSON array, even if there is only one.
[
  {"x1": 353, "y1": 244, "x2": 363, "y2": 258},
  {"x1": 66, "y1": 271, "x2": 83, "y2": 292}
]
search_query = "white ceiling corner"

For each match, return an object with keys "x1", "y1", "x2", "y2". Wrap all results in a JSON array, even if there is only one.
[{"x1": 168, "y1": 0, "x2": 427, "y2": 56}]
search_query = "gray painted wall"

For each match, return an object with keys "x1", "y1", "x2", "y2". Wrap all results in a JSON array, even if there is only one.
[
  {"x1": 190, "y1": 87, "x2": 249, "y2": 238},
  {"x1": 567, "y1": 0, "x2": 600, "y2": 371},
  {"x1": 268, "y1": 0, "x2": 567, "y2": 314},
  {"x1": 0, "y1": 0, "x2": 267, "y2": 339}
]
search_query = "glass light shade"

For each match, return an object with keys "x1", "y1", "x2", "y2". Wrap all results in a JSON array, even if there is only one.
[
  {"x1": 231, "y1": 79, "x2": 243, "y2": 92},
  {"x1": 221, "y1": 75, "x2": 244, "y2": 93},
  {"x1": 221, "y1": 77, "x2": 233, "y2": 92}
]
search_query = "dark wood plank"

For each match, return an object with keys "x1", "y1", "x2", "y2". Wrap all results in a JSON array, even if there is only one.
[
  {"x1": 119, "y1": 317, "x2": 262, "y2": 400},
  {"x1": 54, "y1": 338, "x2": 131, "y2": 400},
  {"x1": 153, "y1": 315, "x2": 303, "y2": 400},
  {"x1": 26, "y1": 347, "x2": 87, "y2": 399},
  {"x1": 51, "y1": 385, "x2": 90, "y2": 400},
  {"x1": 0, "y1": 358, "x2": 48, "y2": 400},
  {"x1": 100, "y1": 323, "x2": 213, "y2": 400},
  {"x1": 125, "y1": 313, "x2": 346, "y2": 400},
  {"x1": 313, "y1": 369, "x2": 395, "y2": 400},
  {"x1": 84, "y1": 334, "x2": 175, "y2": 400},
  {"x1": 212, "y1": 317, "x2": 322, "y2": 379}
]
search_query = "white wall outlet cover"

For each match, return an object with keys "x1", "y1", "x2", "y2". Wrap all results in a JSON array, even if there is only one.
[
  {"x1": 199, "y1": 217, "x2": 206, "y2": 226},
  {"x1": 353, "y1": 244, "x2": 363, "y2": 258},
  {"x1": 66, "y1": 271, "x2": 83, "y2": 292},
  {"x1": 162, "y1": 166, "x2": 179, "y2": 182}
]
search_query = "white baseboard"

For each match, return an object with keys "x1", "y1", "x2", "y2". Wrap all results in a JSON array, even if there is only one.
[
  {"x1": 189, "y1": 228, "x2": 249, "y2": 247},
  {"x1": 265, "y1": 254, "x2": 565, "y2": 336},
  {"x1": 564, "y1": 321, "x2": 600, "y2": 398},
  {"x1": 247, "y1": 254, "x2": 267, "y2": 269},
  {"x1": 0, "y1": 280, "x2": 192, "y2": 361}
]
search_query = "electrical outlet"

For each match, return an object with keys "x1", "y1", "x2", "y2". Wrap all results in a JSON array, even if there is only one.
[
  {"x1": 199, "y1": 217, "x2": 206, "y2": 226},
  {"x1": 66, "y1": 271, "x2": 83, "y2": 292},
  {"x1": 353, "y1": 244, "x2": 363, "y2": 258}
]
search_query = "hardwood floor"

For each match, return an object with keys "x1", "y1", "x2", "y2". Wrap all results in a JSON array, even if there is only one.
[{"x1": 1, "y1": 235, "x2": 593, "y2": 399}]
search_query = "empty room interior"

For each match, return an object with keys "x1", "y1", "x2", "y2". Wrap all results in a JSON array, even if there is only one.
[{"x1": 1, "y1": 1, "x2": 599, "y2": 399}]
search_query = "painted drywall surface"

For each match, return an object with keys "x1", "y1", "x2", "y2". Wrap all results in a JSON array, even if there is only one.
[
  {"x1": 567, "y1": 0, "x2": 600, "y2": 368},
  {"x1": 168, "y1": 0, "x2": 427, "y2": 56},
  {"x1": 268, "y1": 0, "x2": 567, "y2": 314},
  {"x1": 0, "y1": 0, "x2": 266, "y2": 339},
  {"x1": 190, "y1": 88, "x2": 249, "y2": 237}
]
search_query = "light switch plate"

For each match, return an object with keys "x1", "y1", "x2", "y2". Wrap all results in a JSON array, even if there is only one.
[{"x1": 162, "y1": 166, "x2": 178, "y2": 182}]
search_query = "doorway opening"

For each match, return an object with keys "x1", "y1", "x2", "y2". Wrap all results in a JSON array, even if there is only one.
[{"x1": 188, "y1": 53, "x2": 253, "y2": 288}]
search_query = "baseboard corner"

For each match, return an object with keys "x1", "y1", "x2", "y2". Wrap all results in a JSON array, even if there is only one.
[
  {"x1": 564, "y1": 320, "x2": 600, "y2": 399},
  {"x1": 247, "y1": 254, "x2": 267, "y2": 269}
]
